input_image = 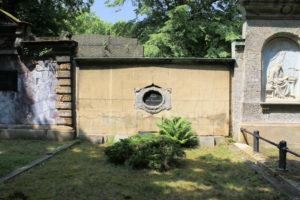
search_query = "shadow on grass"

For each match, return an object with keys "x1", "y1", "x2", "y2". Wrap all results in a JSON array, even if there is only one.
[
  {"x1": 0, "y1": 140, "x2": 65, "y2": 178},
  {"x1": 0, "y1": 142, "x2": 288, "y2": 200}
]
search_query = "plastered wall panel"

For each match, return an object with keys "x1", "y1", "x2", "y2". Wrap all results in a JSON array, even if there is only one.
[{"x1": 78, "y1": 64, "x2": 230, "y2": 136}]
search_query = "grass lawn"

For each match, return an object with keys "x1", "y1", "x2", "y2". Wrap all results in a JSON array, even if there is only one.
[
  {"x1": 0, "y1": 142, "x2": 288, "y2": 200},
  {"x1": 0, "y1": 140, "x2": 66, "y2": 177}
]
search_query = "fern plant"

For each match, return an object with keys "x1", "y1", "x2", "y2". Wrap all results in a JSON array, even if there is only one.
[{"x1": 156, "y1": 116, "x2": 198, "y2": 147}]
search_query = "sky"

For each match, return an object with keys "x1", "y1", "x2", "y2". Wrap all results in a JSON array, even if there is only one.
[{"x1": 91, "y1": 0, "x2": 140, "y2": 23}]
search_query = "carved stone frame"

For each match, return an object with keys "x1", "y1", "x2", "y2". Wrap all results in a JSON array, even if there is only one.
[
  {"x1": 134, "y1": 85, "x2": 172, "y2": 114},
  {"x1": 261, "y1": 35, "x2": 300, "y2": 103}
]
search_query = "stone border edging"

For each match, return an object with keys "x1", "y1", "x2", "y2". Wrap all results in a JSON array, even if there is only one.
[
  {"x1": 0, "y1": 140, "x2": 80, "y2": 184},
  {"x1": 230, "y1": 143, "x2": 300, "y2": 200}
]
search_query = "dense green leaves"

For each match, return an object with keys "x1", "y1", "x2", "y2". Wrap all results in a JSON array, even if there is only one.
[
  {"x1": 110, "y1": 20, "x2": 136, "y2": 37},
  {"x1": 0, "y1": 0, "x2": 94, "y2": 36},
  {"x1": 104, "y1": 134, "x2": 185, "y2": 171},
  {"x1": 65, "y1": 12, "x2": 112, "y2": 35},
  {"x1": 1, "y1": 0, "x2": 243, "y2": 57},
  {"x1": 156, "y1": 116, "x2": 199, "y2": 147},
  {"x1": 106, "y1": 0, "x2": 242, "y2": 57},
  {"x1": 64, "y1": 11, "x2": 136, "y2": 37}
]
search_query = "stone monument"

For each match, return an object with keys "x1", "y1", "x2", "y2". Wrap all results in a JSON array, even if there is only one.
[{"x1": 232, "y1": 0, "x2": 300, "y2": 147}]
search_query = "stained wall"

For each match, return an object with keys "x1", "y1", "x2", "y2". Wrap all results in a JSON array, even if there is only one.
[
  {"x1": 0, "y1": 58, "x2": 59, "y2": 125},
  {"x1": 76, "y1": 59, "x2": 233, "y2": 140}
]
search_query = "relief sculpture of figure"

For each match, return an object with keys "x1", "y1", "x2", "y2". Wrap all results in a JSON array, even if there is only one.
[{"x1": 266, "y1": 63, "x2": 297, "y2": 99}]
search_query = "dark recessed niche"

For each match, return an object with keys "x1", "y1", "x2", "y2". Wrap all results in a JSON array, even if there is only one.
[
  {"x1": 0, "y1": 71, "x2": 18, "y2": 91},
  {"x1": 143, "y1": 90, "x2": 163, "y2": 106}
]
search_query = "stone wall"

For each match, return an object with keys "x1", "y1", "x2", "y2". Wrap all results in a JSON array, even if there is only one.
[
  {"x1": 0, "y1": 59, "x2": 59, "y2": 125},
  {"x1": 72, "y1": 34, "x2": 144, "y2": 58},
  {"x1": 0, "y1": 10, "x2": 77, "y2": 140},
  {"x1": 76, "y1": 58, "x2": 234, "y2": 142}
]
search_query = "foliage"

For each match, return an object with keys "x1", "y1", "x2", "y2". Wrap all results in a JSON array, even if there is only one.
[
  {"x1": 104, "y1": 134, "x2": 185, "y2": 171},
  {"x1": 156, "y1": 116, "x2": 198, "y2": 147},
  {"x1": 0, "y1": 0, "x2": 94, "y2": 36},
  {"x1": 64, "y1": 11, "x2": 136, "y2": 38},
  {"x1": 226, "y1": 137, "x2": 236, "y2": 144},
  {"x1": 64, "y1": 12, "x2": 112, "y2": 35},
  {"x1": 110, "y1": 20, "x2": 136, "y2": 38},
  {"x1": 19, "y1": 47, "x2": 53, "y2": 62},
  {"x1": 106, "y1": 0, "x2": 242, "y2": 57},
  {"x1": 104, "y1": 137, "x2": 133, "y2": 164}
]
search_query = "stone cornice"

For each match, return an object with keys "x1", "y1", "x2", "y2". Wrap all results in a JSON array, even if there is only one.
[{"x1": 240, "y1": 0, "x2": 300, "y2": 20}]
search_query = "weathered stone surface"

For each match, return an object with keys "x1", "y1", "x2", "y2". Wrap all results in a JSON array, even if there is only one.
[
  {"x1": 59, "y1": 63, "x2": 71, "y2": 70},
  {"x1": 0, "y1": 129, "x2": 46, "y2": 140},
  {"x1": 0, "y1": 124, "x2": 73, "y2": 130},
  {"x1": 72, "y1": 34, "x2": 144, "y2": 58},
  {"x1": 56, "y1": 117, "x2": 72, "y2": 125},
  {"x1": 58, "y1": 79, "x2": 71, "y2": 86},
  {"x1": 78, "y1": 134, "x2": 109, "y2": 144},
  {"x1": 78, "y1": 63, "x2": 231, "y2": 137},
  {"x1": 0, "y1": 61, "x2": 59, "y2": 125},
  {"x1": 58, "y1": 95, "x2": 72, "y2": 102},
  {"x1": 58, "y1": 110, "x2": 72, "y2": 117},
  {"x1": 215, "y1": 136, "x2": 226, "y2": 146},
  {"x1": 46, "y1": 129, "x2": 75, "y2": 141},
  {"x1": 56, "y1": 56, "x2": 70, "y2": 63},
  {"x1": 240, "y1": 0, "x2": 300, "y2": 20},
  {"x1": 56, "y1": 86, "x2": 71, "y2": 94},
  {"x1": 56, "y1": 71, "x2": 71, "y2": 78},
  {"x1": 231, "y1": 2, "x2": 300, "y2": 146},
  {"x1": 0, "y1": 12, "x2": 75, "y2": 130},
  {"x1": 56, "y1": 102, "x2": 72, "y2": 109},
  {"x1": 199, "y1": 136, "x2": 215, "y2": 147}
]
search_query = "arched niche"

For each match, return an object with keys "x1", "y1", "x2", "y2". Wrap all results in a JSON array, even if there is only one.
[{"x1": 262, "y1": 37, "x2": 300, "y2": 102}]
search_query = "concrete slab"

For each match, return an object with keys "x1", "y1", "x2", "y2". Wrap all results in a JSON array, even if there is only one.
[
  {"x1": 215, "y1": 136, "x2": 226, "y2": 146},
  {"x1": 199, "y1": 136, "x2": 215, "y2": 147},
  {"x1": 0, "y1": 129, "x2": 46, "y2": 140},
  {"x1": 114, "y1": 135, "x2": 129, "y2": 143},
  {"x1": 46, "y1": 130, "x2": 75, "y2": 141}
]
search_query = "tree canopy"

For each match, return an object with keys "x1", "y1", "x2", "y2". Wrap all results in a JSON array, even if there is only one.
[
  {"x1": 0, "y1": 0, "x2": 242, "y2": 57},
  {"x1": 105, "y1": 0, "x2": 242, "y2": 57},
  {"x1": 0, "y1": 0, "x2": 94, "y2": 36},
  {"x1": 65, "y1": 12, "x2": 112, "y2": 35},
  {"x1": 64, "y1": 11, "x2": 136, "y2": 38}
]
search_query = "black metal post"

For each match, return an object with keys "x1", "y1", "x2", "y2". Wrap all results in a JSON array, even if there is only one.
[
  {"x1": 253, "y1": 130, "x2": 259, "y2": 152},
  {"x1": 279, "y1": 140, "x2": 287, "y2": 171}
]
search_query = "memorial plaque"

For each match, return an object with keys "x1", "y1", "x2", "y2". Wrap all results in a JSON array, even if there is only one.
[
  {"x1": 143, "y1": 91, "x2": 163, "y2": 106},
  {"x1": 0, "y1": 71, "x2": 17, "y2": 91}
]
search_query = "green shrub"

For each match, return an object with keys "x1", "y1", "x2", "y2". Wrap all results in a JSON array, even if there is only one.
[
  {"x1": 104, "y1": 138, "x2": 133, "y2": 164},
  {"x1": 156, "y1": 116, "x2": 198, "y2": 148},
  {"x1": 104, "y1": 134, "x2": 185, "y2": 171}
]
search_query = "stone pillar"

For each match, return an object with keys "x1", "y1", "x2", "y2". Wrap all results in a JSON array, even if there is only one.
[
  {"x1": 20, "y1": 40, "x2": 78, "y2": 140},
  {"x1": 56, "y1": 57, "x2": 73, "y2": 126},
  {"x1": 232, "y1": 0, "x2": 300, "y2": 147}
]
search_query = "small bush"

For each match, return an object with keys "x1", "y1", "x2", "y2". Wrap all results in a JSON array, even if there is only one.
[
  {"x1": 156, "y1": 116, "x2": 198, "y2": 148},
  {"x1": 104, "y1": 138, "x2": 133, "y2": 164},
  {"x1": 104, "y1": 134, "x2": 185, "y2": 171}
]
